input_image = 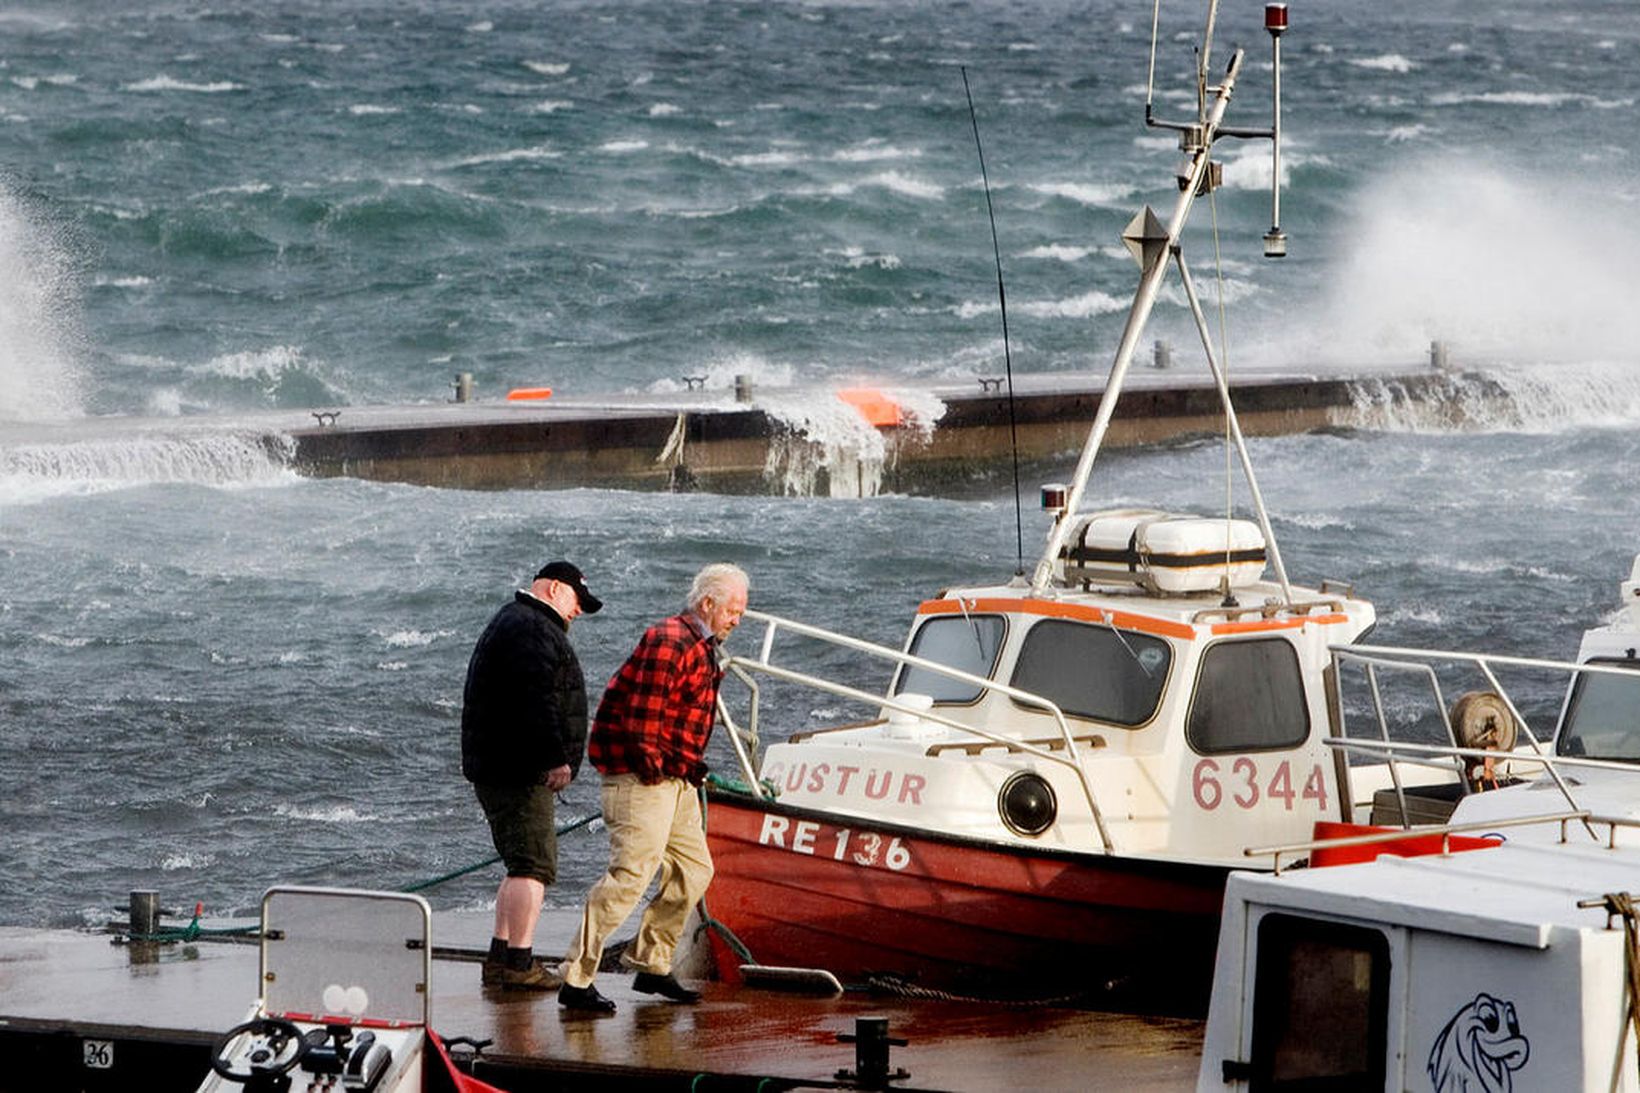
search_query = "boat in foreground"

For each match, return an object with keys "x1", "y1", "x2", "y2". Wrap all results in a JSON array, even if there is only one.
[{"x1": 696, "y1": 1, "x2": 1509, "y2": 1009}]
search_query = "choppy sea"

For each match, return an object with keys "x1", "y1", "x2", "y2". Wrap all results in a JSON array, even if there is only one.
[{"x1": 2, "y1": 0, "x2": 1639, "y2": 930}]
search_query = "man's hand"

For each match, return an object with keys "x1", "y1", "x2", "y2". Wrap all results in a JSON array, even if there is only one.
[{"x1": 543, "y1": 764, "x2": 573, "y2": 791}]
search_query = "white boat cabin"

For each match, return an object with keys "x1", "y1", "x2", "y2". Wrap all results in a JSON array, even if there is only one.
[
  {"x1": 1197, "y1": 831, "x2": 1640, "y2": 1092},
  {"x1": 728, "y1": 509, "x2": 1424, "y2": 866}
]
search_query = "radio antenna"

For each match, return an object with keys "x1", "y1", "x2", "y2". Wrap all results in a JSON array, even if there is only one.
[{"x1": 960, "y1": 66, "x2": 1025, "y2": 576}]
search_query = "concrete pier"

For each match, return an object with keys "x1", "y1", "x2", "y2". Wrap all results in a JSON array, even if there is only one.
[{"x1": 286, "y1": 364, "x2": 1492, "y2": 495}]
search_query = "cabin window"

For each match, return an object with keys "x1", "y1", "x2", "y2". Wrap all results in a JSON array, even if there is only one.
[
  {"x1": 1246, "y1": 913, "x2": 1389, "y2": 1092},
  {"x1": 1556, "y1": 657, "x2": 1640, "y2": 761},
  {"x1": 1187, "y1": 639, "x2": 1309, "y2": 753},
  {"x1": 894, "y1": 615, "x2": 1006, "y2": 703},
  {"x1": 1007, "y1": 619, "x2": 1170, "y2": 726}
]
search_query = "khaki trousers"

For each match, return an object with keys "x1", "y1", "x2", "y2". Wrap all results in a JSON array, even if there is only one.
[{"x1": 560, "y1": 773, "x2": 714, "y2": 987}]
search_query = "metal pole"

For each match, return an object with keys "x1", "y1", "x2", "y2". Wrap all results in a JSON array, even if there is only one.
[
  {"x1": 1171, "y1": 248, "x2": 1294, "y2": 602},
  {"x1": 1031, "y1": 47, "x2": 1246, "y2": 593}
]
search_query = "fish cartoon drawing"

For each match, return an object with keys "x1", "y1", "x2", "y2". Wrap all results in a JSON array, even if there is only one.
[{"x1": 1427, "y1": 992, "x2": 1529, "y2": 1092}]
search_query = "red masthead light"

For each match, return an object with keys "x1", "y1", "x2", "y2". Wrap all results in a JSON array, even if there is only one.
[{"x1": 1265, "y1": 3, "x2": 1288, "y2": 35}]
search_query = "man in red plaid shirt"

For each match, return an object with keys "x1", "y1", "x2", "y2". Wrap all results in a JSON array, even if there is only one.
[{"x1": 558, "y1": 563, "x2": 750, "y2": 1013}]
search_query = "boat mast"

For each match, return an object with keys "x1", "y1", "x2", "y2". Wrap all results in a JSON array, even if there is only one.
[
  {"x1": 1030, "y1": 2, "x2": 1289, "y2": 598},
  {"x1": 1031, "y1": 24, "x2": 1243, "y2": 593}
]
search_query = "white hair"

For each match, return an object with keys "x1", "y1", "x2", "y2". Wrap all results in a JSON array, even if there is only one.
[{"x1": 686, "y1": 563, "x2": 749, "y2": 611}]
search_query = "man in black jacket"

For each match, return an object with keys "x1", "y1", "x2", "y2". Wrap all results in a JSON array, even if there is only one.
[{"x1": 462, "y1": 560, "x2": 602, "y2": 991}]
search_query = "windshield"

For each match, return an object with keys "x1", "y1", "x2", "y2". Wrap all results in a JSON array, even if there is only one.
[
  {"x1": 1009, "y1": 618, "x2": 1171, "y2": 726},
  {"x1": 1556, "y1": 658, "x2": 1640, "y2": 761},
  {"x1": 894, "y1": 614, "x2": 1005, "y2": 703}
]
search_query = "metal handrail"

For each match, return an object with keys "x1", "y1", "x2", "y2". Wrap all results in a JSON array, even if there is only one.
[
  {"x1": 1245, "y1": 809, "x2": 1593, "y2": 875},
  {"x1": 717, "y1": 608, "x2": 1115, "y2": 853},
  {"x1": 1328, "y1": 644, "x2": 1640, "y2": 839}
]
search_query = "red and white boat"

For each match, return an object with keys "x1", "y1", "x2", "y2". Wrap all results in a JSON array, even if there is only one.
[{"x1": 697, "y1": 2, "x2": 1477, "y2": 1008}]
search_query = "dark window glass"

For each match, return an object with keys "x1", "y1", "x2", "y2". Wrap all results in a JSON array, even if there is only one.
[
  {"x1": 1249, "y1": 914, "x2": 1389, "y2": 1092},
  {"x1": 1187, "y1": 639, "x2": 1309, "y2": 753},
  {"x1": 895, "y1": 615, "x2": 1005, "y2": 703},
  {"x1": 1007, "y1": 619, "x2": 1170, "y2": 726},
  {"x1": 1556, "y1": 658, "x2": 1640, "y2": 761}
]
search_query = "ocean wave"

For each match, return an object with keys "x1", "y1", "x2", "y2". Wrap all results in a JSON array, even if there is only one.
[
  {"x1": 648, "y1": 103, "x2": 681, "y2": 117},
  {"x1": 348, "y1": 104, "x2": 400, "y2": 116},
  {"x1": 523, "y1": 61, "x2": 569, "y2": 77},
  {"x1": 832, "y1": 142, "x2": 923, "y2": 163},
  {"x1": 1344, "y1": 362, "x2": 1640, "y2": 435},
  {"x1": 1431, "y1": 90, "x2": 1634, "y2": 110},
  {"x1": 1017, "y1": 289, "x2": 1130, "y2": 319},
  {"x1": 1019, "y1": 244, "x2": 1094, "y2": 262},
  {"x1": 862, "y1": 170, "x2": 943, "y2": 200},
  {"x1": 1028, "y1": 181, "x2": 1133, "y2": 207},
  {"x1": 379, "y1": 628, "x2": 454, "y2": 648},
  {"x1": 528, "y1": 100, "x2": 574, "y2": 114},
  {"x1": 599, "y1": 138, "x2": 649, "y2": 153},
  {"x1": 1350, "y1": 54, "x2": 1415, "y2": 73},
  {"x1": 0, "y1": 430, "x2": 297, "y2": 502},
  {"x1": 122, "y1": 75, "x2": 241, "y2": 94}
]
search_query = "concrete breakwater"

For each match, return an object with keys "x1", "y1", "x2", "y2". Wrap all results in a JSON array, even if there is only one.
[{"x1": 286, "y1": 364, "x2": 1495, "y2": 496}]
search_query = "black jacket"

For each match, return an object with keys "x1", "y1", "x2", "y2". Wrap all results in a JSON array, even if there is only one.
[{"x1": 460, "y1": 591, "x2": 589, "y2": 786}]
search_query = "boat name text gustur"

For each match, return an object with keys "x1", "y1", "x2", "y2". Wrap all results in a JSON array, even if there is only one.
[{"x1": 762, "y1": 761, "x2": 926, "y2": 805}]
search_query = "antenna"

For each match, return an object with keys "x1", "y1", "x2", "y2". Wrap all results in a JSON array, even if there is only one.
[{"x1": 960, "y1": 66, "x2": 1026, "y2": 576}]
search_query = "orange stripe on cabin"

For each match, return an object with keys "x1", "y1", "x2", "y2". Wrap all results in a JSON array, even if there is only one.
[
  {"x1": 917, "y1": 597, "x2": 1197, "y2": 640},
  {"x1": 1209, "y1": 613, "x2": 1351, "y2": 635},
  {"x1": 837, "y1": 387, "x2": 902, "y2": 427},
  {"x1": 506, "y1": 386, "x2": 554, "y2": 401}
]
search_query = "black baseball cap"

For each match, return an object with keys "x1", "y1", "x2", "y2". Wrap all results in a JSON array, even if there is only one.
[{"x1": 534, "y1": 560, "x2": 603, "y2": 614}]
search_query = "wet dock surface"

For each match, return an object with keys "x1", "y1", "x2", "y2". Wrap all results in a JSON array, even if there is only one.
[{"x1": 0, "y1": 914, "x2": 1204, "y2": 1090}]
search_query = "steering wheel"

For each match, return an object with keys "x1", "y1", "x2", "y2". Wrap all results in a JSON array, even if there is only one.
[{"x1": 209, "y1": 1017, "x2": 310, "y2": 1083}]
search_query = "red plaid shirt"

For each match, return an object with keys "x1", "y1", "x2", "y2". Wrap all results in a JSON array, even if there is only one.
[{"x1": 588, "y1": 613, "x2": 722, "y2": 784}]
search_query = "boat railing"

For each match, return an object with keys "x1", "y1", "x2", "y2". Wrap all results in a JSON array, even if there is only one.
[
  {"x1": 1243, "y1": 809, "x2": 1596, "y2": 875},
  {"x1": 715, "y1": 608, "x2": 1115, "y2": 853},
  {"x1": 1327, "y1": 643, "x2": 1640, "y2": 830}
]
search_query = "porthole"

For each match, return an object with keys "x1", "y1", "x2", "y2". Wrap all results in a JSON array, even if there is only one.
[{"x1": 998, "y1": 772, "x2": 1057, "y2": 836}]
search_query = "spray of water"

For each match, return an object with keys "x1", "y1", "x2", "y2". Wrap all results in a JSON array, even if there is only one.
[
  {"x1": 1308, "y1": 159, "x2": 1640, "y2": 366},
  {"x1": 0, "y1": 182, "x2": 84, "y2": 421}
]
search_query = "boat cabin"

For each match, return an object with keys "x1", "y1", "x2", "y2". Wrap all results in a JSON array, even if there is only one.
[
  {"x1": 737, "y1": 509, "x2": 1398, "y2": 865},
  {"x1": 1197, "y1": 830, "x2": 1640, "y2": 1091}
]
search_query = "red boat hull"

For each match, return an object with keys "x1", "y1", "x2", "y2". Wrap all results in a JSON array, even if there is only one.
[{"x1": 701, "y1": 788, "x2": 1230, "y2": 1011}]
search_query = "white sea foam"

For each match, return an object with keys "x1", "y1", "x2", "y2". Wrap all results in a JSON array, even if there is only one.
[
  {"x1": 1028, "y1": 181, "x2": 1132, "y2": 207},
  {"x1": 1351, "y1": 54, "x2": 1415, "y2": 73},
  {"x1": 528, "y1": 100, "x2": 574, "y2": 114},
  {"x1": 466, "y1": 20, "x2": 493, "y2": 33},
  {"x1": 0, "y1": 430, "x2": 298, "y2": 504},
  {"x1": 832, "y1": 142, "x2": 921, "y2": 163},
  {"x1": 523, "y1": 61, "x2": 569, "y2": 76},
  {"x1": 274, "y1": 803, "x2": 378, "y2": 823},
  {"x1": 1019, "y1": 244, "x2": 1093, "y2": 262},
  {"x1": 0, "y1": 183, "x2": 83, "y2": 421},
  {"x1": 648, "y1": 102, "x2": 680, "y2": 117},
  {"x1": 123, "y1": 75, "x2": 240, "y2": 93},
  {"x1": 348, "y1": 104, "x2": 400, "y2": 116},
  {"x1": 863, "y1": 171, "x2": 943, "y2": 200},
  {"x1": 380, "y1": 628, "x2": 452, "y2": 648},
  {"x1": 1301, "y1": 161, "x2": 1640, "y2": 369},
  {"x1": 1431, "y1": 90, "x2": 1633, "y2": 110},
  {"x1": 160, "y1": 851, "x2": 213, "y2": 871},
  {"x1": 449, "y1": 146, "x2": 560, "y2": 167},
  {"x1": 599, "y1": 139, "x2": 649, "y2": 154},
  {"x1": 1018, "y1": 289, "x2": 1129, "y2": 320}
]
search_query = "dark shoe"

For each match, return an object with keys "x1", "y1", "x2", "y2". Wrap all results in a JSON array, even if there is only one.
[
  {"x1": 482, "y1": 958, "x2": 563, "y2": 992},
  {"x1": 558, "y1": 982, "x2": 617, "y2": 1013},
  {"x1": 632, "y1": 971, "x2": 701, "y2": 1003}
]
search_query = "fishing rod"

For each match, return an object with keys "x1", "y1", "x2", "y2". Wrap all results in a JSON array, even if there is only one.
[{"x1": 960, "y1": 66, "x2": 1025, "y2": 576}]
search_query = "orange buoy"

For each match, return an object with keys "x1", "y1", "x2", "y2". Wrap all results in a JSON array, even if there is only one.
[
  {"x1": 505, "y1": 387, "x2": 554, "y2": 401},
  {"x1": 837, "y1": 387, "x2": 902, "y2": 427}
]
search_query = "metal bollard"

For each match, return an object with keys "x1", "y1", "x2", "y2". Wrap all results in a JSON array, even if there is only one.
[
  {"x1": 734, "y1": 374, "x2": 754, "y2": 403},
  {"x1": 1430, "y1": 340, "x2": 1450, "y2": 370},
  {"x1": 1152, "y1": 340, "x2": 1173, "y2": 369},
  {"x1": 836, "y1": 1016, "x2": 909, "y2": 1088},
  {"x1": 452, "y1": 372, "x2": 474, "y2": 403},
  {"x1": 130, "y1": 890, "x2": 160, "y2": 937}
]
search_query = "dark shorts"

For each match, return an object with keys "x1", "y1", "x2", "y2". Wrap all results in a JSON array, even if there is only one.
[{"x1": 474, "y1": 782, "x2": 557, "y2": 885}]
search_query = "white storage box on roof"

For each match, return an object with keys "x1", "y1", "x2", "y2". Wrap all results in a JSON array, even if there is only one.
[{"x1": 1058, "y1": 509, "x2": 1266, "y2": 594}]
